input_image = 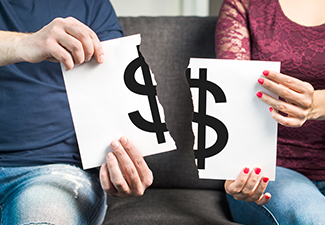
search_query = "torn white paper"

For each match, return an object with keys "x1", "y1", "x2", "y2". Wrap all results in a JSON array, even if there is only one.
[
  {"x1": 188, "y1": 58, "x2": 280, "y2": 180},
  {"x1": 62, "y1": 34, "x2": 175, "y2": 169}
]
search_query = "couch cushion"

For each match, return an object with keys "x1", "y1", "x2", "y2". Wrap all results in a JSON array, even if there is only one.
[
  {"x1": 103, "y1": 188, "x2": 237, "y2": 225},
  {"x1": 118, "y1": 16, "x2": 225, "y2": 190}
]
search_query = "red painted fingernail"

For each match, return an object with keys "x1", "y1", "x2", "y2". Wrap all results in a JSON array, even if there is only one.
[
  {"x1": 258, "y1": 78, "x2": 264, "y2": 84},
  {"x1": 269, "y1": 107, "x2": 273, "y2": 112},
  {"x1": 263, "y1": 70, "x2": 269, "y2": 76},
  {"x1": 263, "y1": 177, "x2": 269, "y2": 183},
  {"x1": 255, "y1": 168, "x2": 261, "y2": 175},
  {"x1": 243, "y1": 167, "x2": 250, "y2": 174},
  {"x1": 256, "y1": 92, "x2": 263, "y2": 98},
  {"x1": 265, "y1": 195, "x2": 271, "y2": 200}
]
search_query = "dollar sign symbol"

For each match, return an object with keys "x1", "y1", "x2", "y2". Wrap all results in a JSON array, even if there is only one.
[
  {"x1": 124, "y1": 46, "x2": 168, "y2": 144},
  {"x1": 187, "y1": 68, "x2": 229, "y2": 169}
]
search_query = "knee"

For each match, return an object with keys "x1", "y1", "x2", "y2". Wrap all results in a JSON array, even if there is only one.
[{"x1": 3, "y1": 165, "x2": 106, "y2": 225}]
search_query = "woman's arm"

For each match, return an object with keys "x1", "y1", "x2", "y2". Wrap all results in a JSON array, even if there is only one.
[{"x1": 215, "y1": 0, "x2": 250, "y2": 60}]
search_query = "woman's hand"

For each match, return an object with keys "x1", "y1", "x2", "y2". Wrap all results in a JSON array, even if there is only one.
[
  {"x1": 256, "y1": 70, "x2": 323, "y2": 127},
  {"x1": 225, "y1": 167, "x2": 271, "y2": 205},
  {"x1": 99, "y1": 136, "x2": 153, "y2": 197}
]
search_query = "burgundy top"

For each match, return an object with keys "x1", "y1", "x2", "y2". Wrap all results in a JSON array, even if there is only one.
[{"x1": 215, "y1": 0, "x2": 325, "y2": 180}]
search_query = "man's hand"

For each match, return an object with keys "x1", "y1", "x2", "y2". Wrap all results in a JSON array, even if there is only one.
[
  {"x1": 99, "y1": 136, "x2": 153, "y2": 197},
  {"x1": 4, "y1": 17, "x2": 104, "y2": 70}
]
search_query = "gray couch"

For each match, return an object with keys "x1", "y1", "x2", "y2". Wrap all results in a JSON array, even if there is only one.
[{"x1": 102, "y1": 16, "x2": 240, "y2": 225}]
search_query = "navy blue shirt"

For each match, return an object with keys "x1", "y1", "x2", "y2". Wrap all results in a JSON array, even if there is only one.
[{"x1": 0, "y1": 0, "x2": 123, "y2": 167}]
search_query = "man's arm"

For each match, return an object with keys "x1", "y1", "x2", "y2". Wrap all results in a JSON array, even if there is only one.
[{"x1": 0, "y1": 17, "x2": 104, "y2": 70}]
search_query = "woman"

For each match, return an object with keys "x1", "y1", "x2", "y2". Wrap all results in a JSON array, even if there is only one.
[{"x1": 215, "y1": 0, "x2": 325, "y2": 224}]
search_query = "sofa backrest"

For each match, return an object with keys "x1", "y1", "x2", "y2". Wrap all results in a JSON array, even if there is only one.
[{"x1": 118, "y1": 16, "x2": 224, "y2": 190}]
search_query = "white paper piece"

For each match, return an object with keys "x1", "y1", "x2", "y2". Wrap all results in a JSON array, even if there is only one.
[
  {"x1": 62, "y1": 34, "x2": 175, "y2": 169},
  {"x1": 188, "y1": 58, "x2": 280, "y2": 181}
]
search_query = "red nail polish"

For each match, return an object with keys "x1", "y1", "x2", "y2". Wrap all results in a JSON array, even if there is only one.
[
  {"x1": 255, "y1": 168, "x2": 261, "y2": 175},
  {"x1": 263, "y1": 70, "x2": 269, "y2": 76},
  {"x1": 243, "y1": 167, "x2": 250, "y2": 174},
  {"x1": 265, "y1": 195, "x2": 271, "y2": 200},
  {"x1": 263, "y1": 177, "x2": 269, "y2": 183},
  {"x1": 269, "y1": 107, "x2": 273, "y2": 112},
  {"x1": 258, "y1": 78, "x2": 264, "y2": 84},
  {"x1": 256, "y1": 92, "x2": 263, "y2": 98}
]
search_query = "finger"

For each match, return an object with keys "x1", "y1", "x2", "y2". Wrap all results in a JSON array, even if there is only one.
[
  {"x1": 119, "y1": 136, "x2": 153, "y2": 187},
  {"x1": 89, "y1": 32, "x2": 104, "y2": 64},
  {"x1": 258, "y1": 77, "x2": 309, "y2": 108},
  {"x1": 64, "y1": 24, "x2": 98, "y2": 62},
  {"x1": 257, "y1": 91, "x2": 306, "y2": 117},
  {"x1": 57, "y1": 33, "x2": 85, "y2": 66},
  {"x1": 106, "y1": 152, "x2": 130, "y2": 197},
  {"x1": 258, "y1": 91, "x2": 309, "y2": 126},
  {"x1": 110, "y1": 140, "x2": 143, "y2": 195},
  {"x1": 226, "y1": 167, "x2": 250, "y2": 196},
  {"x1": 56, "y1": 17, "x2": 102, "y2": 64},
  {"x1": 42, "y1": 37, "x2": 74, "y2": 70},
  {"x1": 233, "y1": 167, "x2": 262, "y2": 201},
  {"x1": 99, "y1": 163, "x2": 117, "y2": 196},
  {"x1": 245, "y1": 176, "x2": 269, "y2": 202},
  {"x1": 63, "y1": 17, "x2": 104, "y2": 64},
  {"x1": 262, "y1": 70, "x2": 314, "y2": 94},
  {"x1": 256, "y1": 193, "x2": 271, "y2": 206},
  {"x1": 269, "y1": 107, "x2": 307, "y2": 127}
]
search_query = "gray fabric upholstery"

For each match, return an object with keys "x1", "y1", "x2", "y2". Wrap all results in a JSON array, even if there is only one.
[
  {"x1": 104, "y1": 189, "x2": 236, "y2": 225},
  {"x1": 102, "y1": 17, "x2": 239, "y2": 225}
]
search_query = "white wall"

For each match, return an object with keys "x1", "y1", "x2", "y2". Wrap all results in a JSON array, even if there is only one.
[
  {"x1": 182, "y1": 0, "x2": 209, "y2": 16},
  {"x1": 110, "y1": 0, "x2": 210, "y2": 17}
]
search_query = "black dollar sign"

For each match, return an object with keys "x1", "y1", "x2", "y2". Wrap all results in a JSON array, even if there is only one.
[
  {"x1": 186, "y1": 68, "x2": 229, "y2": 169},
  {"x1": 124, "y1": 46, "x2": 167, "y2": 144}
]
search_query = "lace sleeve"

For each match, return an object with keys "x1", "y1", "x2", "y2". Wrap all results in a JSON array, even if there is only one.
[{"x1": 215, "y1": 0, "x2": 251, "y2": 60}]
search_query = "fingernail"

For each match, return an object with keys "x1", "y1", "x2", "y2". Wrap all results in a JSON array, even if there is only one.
[
  {"x1": 263, "y1": 177, "x2": 269, "y2": 183},
  {"x1": 243, "y1": 167, "x2": 250, "y2": 174},
  {"x1": 269, "y1": 107, "x2": 273, "y2": 112},
  {"x1": 107, "y1": 152, "x2": 113, "y2": 159},
  {"x1": 256, "y1": 92, "x2": 263, "y2": 98},
  {"x1": 255, "y1": 167, "x2": 261, "y2": 175},
  {"x1": 265, "y1": 195, "x2": 271, "y2": 200},
  {"x1": 263, "y1": 70, "x2": 269, "y2": 76},
  {"x1": 120, "y1": 136, "x2": 128, "y2": 145},
  {"x1": 111, "y1": 140, "x2": 119, "y2": 149},
  {"x1": 258, "y1": 78, "x2": 264, "y2": 84},
  {"x1": 99, "y1": 54, "x2": 104, "y2": 63},
  {"x1": 102, "y1": 163, "x2": 108, "y2": 169},
  {"x1": 85, "y1": 56, "x2": 91, "y2": 62}
]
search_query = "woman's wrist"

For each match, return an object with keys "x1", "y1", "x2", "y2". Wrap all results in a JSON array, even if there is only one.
[{"x1": 309, "y1": 90, "x2": 325, "y2": 120}]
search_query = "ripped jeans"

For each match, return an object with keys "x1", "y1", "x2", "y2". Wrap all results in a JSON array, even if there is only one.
[{"x1": 0, "y1": 164, "x2": 106, "y2": 225}]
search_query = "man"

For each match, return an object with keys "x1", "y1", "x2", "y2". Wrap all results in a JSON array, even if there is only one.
[{"x1": 0, "y1": 1, "x2": 152, "y2": 224}]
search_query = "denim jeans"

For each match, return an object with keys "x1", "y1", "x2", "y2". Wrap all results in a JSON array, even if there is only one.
[
  {"x1": 227, "y1": 166, "x2": 325, "y2": 225},
  {"x1": 0, "y1": 164, "x2": 106, "y2": 225}
]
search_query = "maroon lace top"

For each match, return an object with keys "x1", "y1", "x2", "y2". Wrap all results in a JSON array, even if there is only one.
[{"x1": 215, "y1": 0, "x2": 325, "y2": 180}]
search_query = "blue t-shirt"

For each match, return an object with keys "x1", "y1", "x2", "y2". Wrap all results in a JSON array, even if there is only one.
[{"x1": 0, "y1": 0, "x2": 123, "y2": 167}]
